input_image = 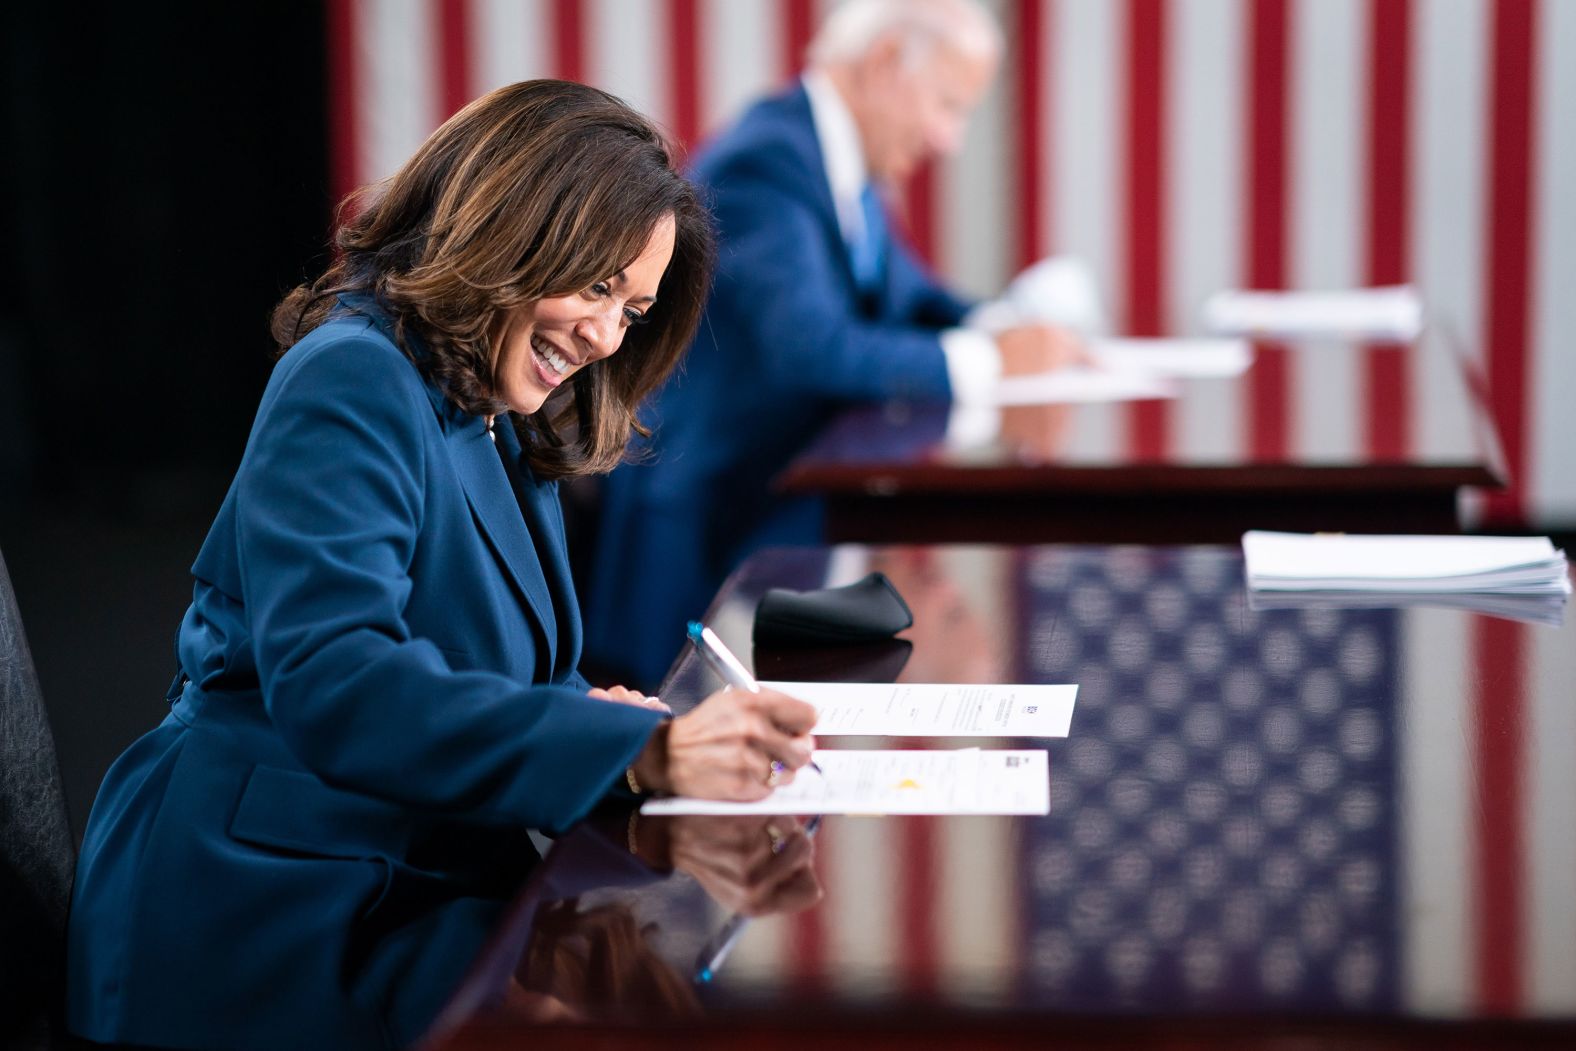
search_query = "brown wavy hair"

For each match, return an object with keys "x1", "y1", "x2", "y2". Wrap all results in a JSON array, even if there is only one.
[{"x1": 271, "y1": 79, "x2": 714, "y2": 478}]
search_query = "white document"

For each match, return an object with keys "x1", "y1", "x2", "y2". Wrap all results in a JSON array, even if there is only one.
[
  {"x1": 762, "y1": 680, "x2": 1077, "y2": 738},
  {"x1": 1091, "y1": 337, "x2": 1253, "y2": 378},
  {"x1": 1242, "y1": 531, "x2": 1572, "y2": 595},
  {"x1": 983, "y1": 367, "x2": 1179, "y2": 406},
  {"x1": 956, "y1": 338, "x2": 1243, "y2": 408},
  {"x1": 966, "y1": 255, "x2": 1109, "y2": 335},
  {"x1": 1202, "y1": 285, "x2": 1423, "y2": 340},
  {"x1": 641, "y1": 748, "x2": 1051, "y2": 816}
]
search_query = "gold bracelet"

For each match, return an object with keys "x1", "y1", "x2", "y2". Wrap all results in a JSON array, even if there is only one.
[
  {"x1": 625, "y1": 764, "x2": 643, "y2": 795},
  {"x1": 626, "y1": 809, "x2": 641, "y2": 856}
]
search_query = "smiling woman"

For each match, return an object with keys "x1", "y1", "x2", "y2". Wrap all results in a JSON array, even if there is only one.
[
  {"x1": 272, "y1": 79, "x2": 709, "y2": 478},
  {"x1": 64, "y1": 80, "x2": 820, "y2": 1051},
  {"x1": 491, "y1": 214, "x2": 676, "y2": 417}
]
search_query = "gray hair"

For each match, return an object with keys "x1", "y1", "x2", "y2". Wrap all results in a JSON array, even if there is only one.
[{"x1": 807, "y1": 0, "x2": 1003, "y2": 69}]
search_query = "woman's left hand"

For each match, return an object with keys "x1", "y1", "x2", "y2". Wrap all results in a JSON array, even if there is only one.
[{"x1": 587, "y1": 685, "x2": 671, "y2": 714}]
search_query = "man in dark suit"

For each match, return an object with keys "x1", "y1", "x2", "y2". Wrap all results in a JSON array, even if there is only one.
[{"x1": 586, "y1": 0, "x2": 1078, "y2": 687}]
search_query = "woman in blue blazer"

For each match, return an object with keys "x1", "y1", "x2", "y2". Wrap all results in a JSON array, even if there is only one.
[{"x1": 66, "y1": 80, "x2": 816, "y2": 1050}]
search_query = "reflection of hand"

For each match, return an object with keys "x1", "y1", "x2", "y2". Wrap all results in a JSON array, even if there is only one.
[
  {"x1": 501, "y1": 984, "x2": 582, "y2": 1023},
  {"x1": 998, "y1": 403, "x2": 1075, "y2": 462},
  {"x1": 665, "y1": 815, "x2": 823, "y2": 917},
  {"x1": 631, "y1": 688, "x2": 817, "y2": 801},
  {"x1": 587, "y1": 684, "x2": 671, "y2": 714},
  {"x1": 995, "y1": 323, "x2": 1090, "y2": 375}
]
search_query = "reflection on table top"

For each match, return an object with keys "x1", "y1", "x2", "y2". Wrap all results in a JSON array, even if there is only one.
[
  {"x1": 433, "y1": 544, "x2": 1576, "y2": 1048},
  {"x1": 779, "y1": 328, "x2": 1506, "y2": 491}
]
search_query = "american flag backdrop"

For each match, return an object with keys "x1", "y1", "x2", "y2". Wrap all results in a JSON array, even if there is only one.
[
  {"x1": 630, "y1": 545, "x2": 1576, "y2": 1018},
  {"x1": 327, "y1": 0, "x2": 1575, "y2": 528},
  {"x1": 1013, "y1": 547, "x2": 1404, "y2": 1012}
]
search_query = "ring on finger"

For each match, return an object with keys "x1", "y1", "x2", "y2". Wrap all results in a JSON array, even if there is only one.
[
  {"x1": 765, "y1": 759, "x2": 786, "y2": 788},
  {"x1": 765, "y1": 823, "x2": 787, "y2": 855}
]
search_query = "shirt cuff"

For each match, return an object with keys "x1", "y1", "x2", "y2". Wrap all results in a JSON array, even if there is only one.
[{"x1": 939, "y1": 327, "x2": 1003, "y2": 404}]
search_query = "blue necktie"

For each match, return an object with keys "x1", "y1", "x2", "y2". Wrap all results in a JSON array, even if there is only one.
[{"x1": 849, "y1": 183, "x2": 888, "y2": 293}]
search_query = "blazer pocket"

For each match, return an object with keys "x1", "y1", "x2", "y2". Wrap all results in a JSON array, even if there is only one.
[{"x1": 227, "y1": 764, "x2": 416, "y2": 862}]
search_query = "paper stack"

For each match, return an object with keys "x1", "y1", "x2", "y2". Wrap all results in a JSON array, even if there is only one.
[
  {"x1": 960, "y1": 338, "x2": 1252, "y2": 408},
  {"x1": 1204, "y1": 285, "x2": 1423, "y2": 340},
  {"x1": 1242, "y1": 531, "x2": 1571, "y2": 625}
]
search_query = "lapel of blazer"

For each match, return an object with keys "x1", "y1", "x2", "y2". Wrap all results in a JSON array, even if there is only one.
[
  {"x1": 337, "y1": 292, "x2": 561, "y2": 671},
  {"x1": 779, "y1": 85, "x2": 864, "y2": 300},
  {"x1": 494, "y1": 422, "x2": 580, "y2": 679},
  {"x1": 447, "y1": 412, "x2": 557, "y2": 673}
]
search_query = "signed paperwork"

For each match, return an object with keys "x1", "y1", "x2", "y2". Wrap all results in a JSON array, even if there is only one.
[
  {"x1": 640, "y1": 683, "x2": 1074, "y2": 817},
  {"x1": 641, "y1": 749, "x2": 1051, "y2": 816},
  {"x1": 761, "y1": 681, "x2": 1077, "y2": 738}
]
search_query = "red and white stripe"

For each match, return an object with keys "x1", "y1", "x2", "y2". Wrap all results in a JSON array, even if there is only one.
[
  {"x1": 328, "y1": 0, "x2": 1574, "y2": 522},
  {"x1": 1403, "y1": 609, "x2": 1576, "y2": 1014},
  {"x1": 717, "y1": 793, "x2": 1023, "y2": 1002}
]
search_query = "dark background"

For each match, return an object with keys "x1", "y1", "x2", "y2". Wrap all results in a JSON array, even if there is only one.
[{"x1": 0, "y1": 4, "x2": 331, "y2": 839}]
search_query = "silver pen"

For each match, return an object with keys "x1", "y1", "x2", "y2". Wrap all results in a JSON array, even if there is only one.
[
  {"x1": 686, "y1": 620, "x2": 823, "y2": 780},
  {"x1": 686, "y1": 621, "x2": 760, "y2": 692}
]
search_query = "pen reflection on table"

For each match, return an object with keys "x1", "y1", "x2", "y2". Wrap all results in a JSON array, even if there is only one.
[{"x1": 691, "y1": 813, "x2": 823, "y2": 983}]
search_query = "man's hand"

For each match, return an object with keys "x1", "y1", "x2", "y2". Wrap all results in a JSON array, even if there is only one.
[{"x1": 994, "y1": 323, "x2": 1090, "y2": 375}]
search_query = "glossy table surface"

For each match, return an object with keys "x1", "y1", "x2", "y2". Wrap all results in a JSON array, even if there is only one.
[
  {"x1": 428, "y1": 544, "x2": 1575, "y2": 1049},
  {"x1": 779, "y1": 328, "x2": 1508, "y2": 543}
]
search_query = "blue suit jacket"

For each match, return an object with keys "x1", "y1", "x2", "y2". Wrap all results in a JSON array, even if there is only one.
[
  {"x1": 585, "y1": 83, "x2": 971, "y2": 686},
  {"x1": 66, "y1": 302, "x2": 663, "y2": 1049}
]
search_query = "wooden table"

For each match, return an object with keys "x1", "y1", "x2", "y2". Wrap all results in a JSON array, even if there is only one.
[
  {"x1": 430, "y1": 543, "x2": 1575, "y2": 1049},
  {"x1": 778, "y1": 328, "x2": 1507, "y2": 544}
]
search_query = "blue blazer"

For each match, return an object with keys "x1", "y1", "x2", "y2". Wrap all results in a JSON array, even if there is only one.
[
  {"x1": 66, "y1": 302, "x2": 663, "y2": 1049},
  {"x1": 585, "y1": 84, "x2": 971, "y2": 686}
]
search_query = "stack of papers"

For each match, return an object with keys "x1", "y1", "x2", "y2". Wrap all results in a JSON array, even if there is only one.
[
  {"x1": 985, "y1": 367, "x2": 1179, "y2": 406},
  {"x1": 963, "y1": 337, "x2": 1251, "y2": 408},
  {"x1": 642, "y1": 749, "x2": 1051, "y2": 816},
  {"x1": 1204, "y1": 285, "x2": 1423, "y2": 340},
  {"x1": 1242, "y1": 531, "x2": 1572, "y2": 596}
]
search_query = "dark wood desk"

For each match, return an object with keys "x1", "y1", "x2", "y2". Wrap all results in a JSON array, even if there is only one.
[
  {"x1": 431, "y1": 544, "x2": 1575, "y2": 1049},
  {"x1": 779, "y1": 329, "x2": 1507, "y2": 544}
]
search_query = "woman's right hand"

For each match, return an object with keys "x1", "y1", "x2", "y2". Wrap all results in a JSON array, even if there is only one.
[{"x1": 629, "y1": 687, "x2": 817, "y2": 801}]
